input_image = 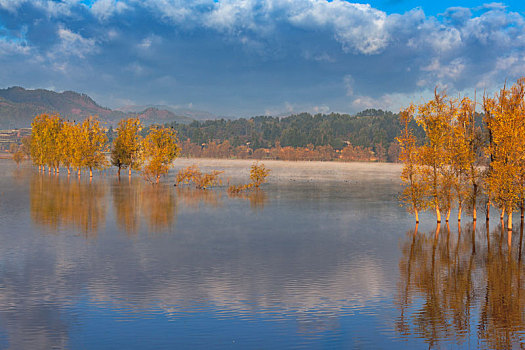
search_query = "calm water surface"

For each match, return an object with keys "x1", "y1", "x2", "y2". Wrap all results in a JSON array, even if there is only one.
[{"x1": 0, "y1": 160, "x2": 524, "y2": 349}]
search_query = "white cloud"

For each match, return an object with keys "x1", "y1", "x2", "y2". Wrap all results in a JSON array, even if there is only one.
[
  {"x1": 288, "y1": 0, "x2": 388, "y2": 55},
  {"x1": 343, "y1": 75, "x2": 354, "y2": 97},
  {"x1": 55, "y1": 26, "x2": 97, "y2": 58},
  {"x1": 91, "y1": 0, "x2": 129, "y2": 21}
]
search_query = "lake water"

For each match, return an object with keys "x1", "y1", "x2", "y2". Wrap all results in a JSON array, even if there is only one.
[{"x1": 1, "y1": 159, "x2": 525, "y2": 349}]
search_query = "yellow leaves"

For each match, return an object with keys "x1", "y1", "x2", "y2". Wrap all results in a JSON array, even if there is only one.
[
  {"x1": 111, "y1": 117, "x2": 143, "y2": 172},
  {"x1": 175, "y1": 165, "x2": 223, "y2": 189},
  {"x1": 228, "y1": 162, "x2": 270, "y2": 193},
  {"x1": 141, "y1": 126, "x2": 181, "y2": 183},
  {"x1": 30, "y1": 114, "x2": 107, "y2": 175}
]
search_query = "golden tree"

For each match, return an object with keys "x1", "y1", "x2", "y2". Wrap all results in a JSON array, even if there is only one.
[
  {"x1": 57, "y1": 121, "x2": 77, "y2": 175},
  {"x1": 76, "y1": 116, "x2": 108, "y2": 178},
  {"x1": 484, "y1": 79, "x2": 525, "y2": 232},
  {"x1": 416, "y1": 90, "x2": 453, "y2": 223},
  {"x1": 397, "y1": 105, "x2": 428, "y2": 223},
  {"x1": 111, "y1": 118, "x2": 143, "y2": 178},
  {"x1": 141, "y1": 126, "x2": 181, "y2": 184},
  {"x1": 42, "y1": 114, "x2": 64, "y2": 173},
  {"x1": 30, "y1": 114, "x2": 50, "y2": 172},
  {"x1": 249, "y1": 162, "x2": 270, "y2": 188}
]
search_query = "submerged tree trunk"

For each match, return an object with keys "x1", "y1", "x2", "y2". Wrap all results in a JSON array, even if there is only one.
[
  {"x1": 117, "y1": 166, "x2": 121, "y2": 178},
  {"x1": 501, "y1": 208, "x2": 506, "y2": 222},
  {"x1": 89, "y1": 167, "x2": 93, "y2": 178},
  {"x1": 446, "y1": 209, "x2": 451, "y2": 223},
  {"x1": 472, "y1": 184, "x2": 478, "y2": 221},
  {"x1": 156, "y1": 174, "x2": 160, "y2": 184},
  {"x1": 458, "y1": 204, "x2": 462, "y2": 223},
  {"x1": 78, "y1": 169, "x2": 81, "y2": 178},
  {"x1": 486, "y1": 201, "x2": 491, "y2": 221},
  {"x1": 129, "y1": 167, "x2": 132, "y2": 177},
  {"x1": 67, "y1": 167, "x2": 70, "y2": 176},
  {"x1": 436, "y1": 206, "x2": 441, "y2": 223},
  {"x1": 415, "y1": 209, "x2": 419, "y2": 224},
  {"x1": 508, "y1": 210, "x2": 513, "y2": 231}
]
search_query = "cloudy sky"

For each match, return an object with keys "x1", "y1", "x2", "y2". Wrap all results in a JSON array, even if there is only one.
[{"x1": 0, "y1": 0, "x2": 524, "y2": 116}]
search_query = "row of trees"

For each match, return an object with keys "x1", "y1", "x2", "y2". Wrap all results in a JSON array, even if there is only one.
[
  {"x1": 179, "y1": 139, "x2": 397, "y2": 162},
  {"x1": 398, "y1": 78, "x2": 525, "y2": 233},
  {"x1": 169, "y1": 110, "x2": 413, "y2": 160},
  {"x1": 29, "y1": 114, "x2": 180, "y2": 183}
]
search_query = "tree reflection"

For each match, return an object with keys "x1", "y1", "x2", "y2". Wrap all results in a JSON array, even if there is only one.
[
  {"x1": 141, "y1": 185, "x2": 178, "y2": 233},
  {"x1": 112, "y1": 179, "x2": 178, "y2": 234},
  {"x1": 176, "y1": 187, "x2": 222, "y2": 208},
  {"x1": 397, "y1": 221, "x2": 525, "y2": 349},
  {"x1": 30, "y1": 174, "x2": 106, "y2": 237},
  {"x1": 228, "y1": 189, "x2": 268, "y2": 211},
  {"x1": 111, "y1": 179, "x2": 141, "y2": 235}
]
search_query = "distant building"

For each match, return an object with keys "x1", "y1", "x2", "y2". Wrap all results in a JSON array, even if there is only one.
[{"x1": 0, "y1": 128, "x2": 31, "y2": 151}]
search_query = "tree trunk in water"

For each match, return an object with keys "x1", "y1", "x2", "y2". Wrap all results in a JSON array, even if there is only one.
[
  {"x1": 472, "y1": 186, "x2": 477, "y2": 221},
  {"x1": 415, "y1": 209, "x2": 419, "y2": 224},
  {"x1": 78, "y1": 169, "x2": 81, "y2": 178},
  {"x1": 67, "y1": 167, "x2": 70, "y2": 175},
  {"x1": 458, "y1": 205, "x2": 462, "y2": 223},
  {"x1": 521, "y1": 203, "x2": 524, "y2": 220},
  {"x1": 117, "y1": 166, "x2": 121, "y2": 178},
  {"x1": 508, "y1": 226, "x2": 512, "y2": 249},
  {"x1": 501, "y1": 208, "x2": 505, "y2": 222},
  {"x1": 435, "y1": 222, "x2": 441, "y2": 240},
  {"x1": 508, "y1": 210, "x2": 513, "y2": 232},
  {"x1": 129, "y1": 167, "x2": 132, "y2": 177},
  {"x1": 486, "y1": 201, "x2": 491, "y2": 221},
  {"x1": 57, "y1": 167, "x2": 60, "y2": 174},
  {"x1": 89, "y1": 167, "x2": 93, "y2": 178},
  {"x1": 156, "y1": 174, "x2": 160, "y2": 184},
  {"x1": 436, "y1": 206, "x2": 441, "y2": 223},
  {"x1": 446, "y1": 209, "x2": 451, "y2": 223}
]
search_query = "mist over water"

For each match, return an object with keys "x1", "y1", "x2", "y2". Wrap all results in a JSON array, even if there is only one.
[{"x1": 0, "y1": 160, "x2": 524, "y2": 349}]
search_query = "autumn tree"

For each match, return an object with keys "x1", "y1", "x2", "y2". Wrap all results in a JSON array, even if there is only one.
[
  {"x1": 250, "y1": 162, "x2": 270, "y2": 188},
  {"x1": 397, "y1": 105, "x2": 428, "y2": 223},
  {"x1": 484, "y1": 79, "x2": 525, "y2": 232},
  {"x1": 77, "y1": 116, "x2": 108, "y2": 178},
  {"x1": 30, "y1": 114, "x2": 50, "y2": 172},
  {"x1": 111, "y1": 118, "x2": 143, "y2": 178},
  {"x1": 141, "y1": 126, "x2": 181, "y2": 184},
  {"x1": 416, "y1": 90, "x2": 453, "y2": 223},
  {"x1": 57, "y1": 121, "x2": 77, "y2": 175}
]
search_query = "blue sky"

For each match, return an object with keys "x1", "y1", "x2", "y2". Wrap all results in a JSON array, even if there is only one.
[{"x1": 1, "y1": 0, "x2": 524, "y2": 117}]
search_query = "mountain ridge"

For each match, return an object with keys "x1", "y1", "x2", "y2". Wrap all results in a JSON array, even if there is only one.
[{"x1": 0, "y1": 87, "x2": 194, "y2": 129}]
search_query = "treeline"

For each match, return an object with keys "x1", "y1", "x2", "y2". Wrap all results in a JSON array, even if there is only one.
[
  {"x1": 29, "y1": 114, "x2": 179, "y2": 183},
  {"x1": 178, "y1": 139, "x2": 390, "y2": 162},
  {"x1": 164, "y1": 110, "x2": 424, "y2": 162},
  {"x1": 399, "y1": 78, "x2": 525, "y2": 235}
]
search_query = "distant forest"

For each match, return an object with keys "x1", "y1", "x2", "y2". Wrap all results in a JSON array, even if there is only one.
[{"x1": 155, "y1": 109, "x2": 426, "y2": 162}]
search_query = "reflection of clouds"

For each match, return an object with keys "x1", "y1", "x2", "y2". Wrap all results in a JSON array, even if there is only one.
[{"x1": 0, "y1": 163, "x2": 411, "y2": 347}]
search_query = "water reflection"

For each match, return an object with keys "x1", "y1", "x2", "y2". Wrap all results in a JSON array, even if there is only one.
[
  {"x1": 30, "y1": 174, "x2": 106, "y2": 237},
  {"x1": 111, "y1": 179, "x2": 178, "y2": 234},
  {"x1": 397, "y1": 220, "x2": 525, "y2": 349},
  {"x1": 176, "y1": 187, "x2": 222, "y2": 209},
  {"x1": 228, "y1": 189, "x2": 268, "y2": 210}
]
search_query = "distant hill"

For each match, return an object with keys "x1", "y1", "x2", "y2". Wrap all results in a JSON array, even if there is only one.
[
  {"x1": 0, "y1": 87, "x2": 193, "y2": 129},
  {"x1": 117, "y1": 104, "x2": 215, "y2": 121}
]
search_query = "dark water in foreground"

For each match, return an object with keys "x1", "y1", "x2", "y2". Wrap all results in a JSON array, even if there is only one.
[{"x1": 1, "y1": 161, "x2": 525, "y2": 349}]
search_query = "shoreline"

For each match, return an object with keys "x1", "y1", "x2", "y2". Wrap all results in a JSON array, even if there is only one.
[{"x1": 173, "y1": 158, "x2": 403, "y2": 183}]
